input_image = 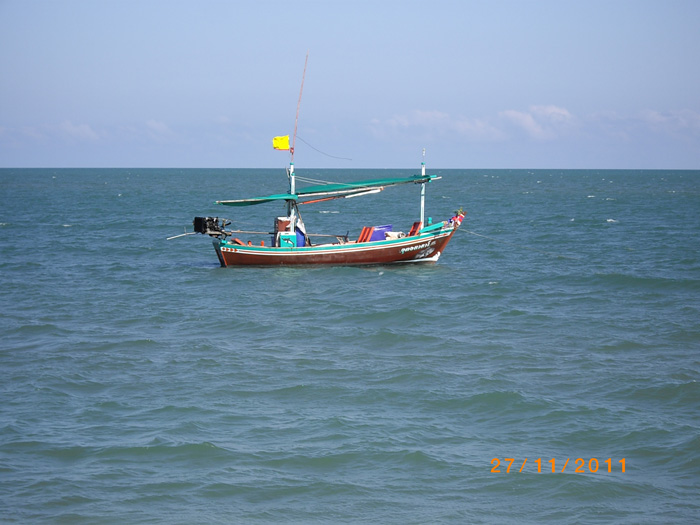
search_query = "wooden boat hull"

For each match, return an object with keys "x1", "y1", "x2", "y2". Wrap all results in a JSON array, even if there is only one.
[{"x1": 213, "y1": 225, "x2": 458, "y2": 267}]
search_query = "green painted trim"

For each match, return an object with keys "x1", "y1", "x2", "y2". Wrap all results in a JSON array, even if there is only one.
[
  {"x1": 419, "y1": 221, "x2": 447, "y2": 234},
  {"x1": 219, "y1": 227, "x2": 449, "y2": 253}
]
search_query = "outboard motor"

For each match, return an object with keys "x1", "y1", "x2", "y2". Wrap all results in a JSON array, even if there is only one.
[{"x1": 193, "y1": 217, "x2": 229, "y2": 237}]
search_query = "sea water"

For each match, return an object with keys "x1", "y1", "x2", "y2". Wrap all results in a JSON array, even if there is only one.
[{"x1": 1, "y1": 168, "x2": 699, "y2": 523}]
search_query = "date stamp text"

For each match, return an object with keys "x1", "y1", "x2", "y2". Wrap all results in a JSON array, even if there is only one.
[{"x1": 491, "y1": 457, "x2": 626, "y2": 473}]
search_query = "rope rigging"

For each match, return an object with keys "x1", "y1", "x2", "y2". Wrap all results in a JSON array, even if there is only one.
[
  {"x1": 459, "y1": 229, "x2": 581, "y2": 260},
  {"x1": 295, "y1": 135, "x2": 352, "y2": 162}
]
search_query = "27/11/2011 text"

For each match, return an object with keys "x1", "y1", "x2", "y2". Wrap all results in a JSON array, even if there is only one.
[{"x1": 491, "y1": 458, "x2": 626, "y2": 473}]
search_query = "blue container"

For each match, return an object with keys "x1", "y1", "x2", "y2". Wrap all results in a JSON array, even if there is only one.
[
  {"x1": 369, "y1": 225, "x2": 392, "y2": 241},
  {"x1": 295, "y1": 227, "x2": 306, "y2": 247}
]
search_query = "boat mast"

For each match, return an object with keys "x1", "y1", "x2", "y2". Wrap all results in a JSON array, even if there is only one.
[
  {"x1": 289, "y1": 52, "x2": 309, "y2": 207},
  {"x1": 420, "y1": 148, "x2": 426, "y2": 225}
]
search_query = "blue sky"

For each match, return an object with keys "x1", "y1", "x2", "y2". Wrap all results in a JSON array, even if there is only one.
[{"x1": 1, "y1": 0, "x2": 699, "y2": 169}]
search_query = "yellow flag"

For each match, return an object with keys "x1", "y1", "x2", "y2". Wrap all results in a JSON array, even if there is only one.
[{"x1": 272, "y1": 135, "x2": 290, "y2": 150}]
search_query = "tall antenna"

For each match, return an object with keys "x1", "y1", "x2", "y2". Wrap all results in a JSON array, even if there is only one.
[
  {"x1": 420, "y1": 148, "x2": 426, "y2": 225},
  {"x1": 291, "y1": 51, "x2": 309, "y2": 163}
]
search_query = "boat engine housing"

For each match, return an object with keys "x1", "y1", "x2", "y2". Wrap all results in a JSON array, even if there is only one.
[{"x1": 193, "y1": 217, "x2": 226, "y2": 237}]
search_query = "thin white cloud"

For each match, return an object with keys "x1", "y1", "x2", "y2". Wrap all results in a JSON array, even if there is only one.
[
  {"x1": 499, "y1": 105, "x2": 574, "y2": 140},
  {"x1": 589, "y1": 109, "x2": 700, "y2": 141},
  {"x1": 500, "y1": 109, "x2": 548, "y2": 139},
  {"x1": 637, "y1": 109, "x2": 700, "y2": 134},
  {"x1": 60, "y1": 120, "x2": 99, "y2": 141},
  {"x1": 532, "y1": 105, "x2": 573, "y2": 123},
  {"x1": 146, "y1": 119, "x2": 173, "y2": 135},
  {"x1": 370, "y1": 106, "x2": 700, "y2": 157},
  {"x1": 145, "y1": 119, "x2": 176, "y2": 143},
  {"x1": 369, "y1": 109, "x2": 505, "y2": 141},
  {"x1": 451, "y1": 117, "x2": 507, "y2": 141},
  {"x1": 409, "y1": 110, "x2": 450, "y2": 126}
]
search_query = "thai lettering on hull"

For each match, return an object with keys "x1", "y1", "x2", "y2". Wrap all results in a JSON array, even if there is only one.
[{"x1": 400, "y1": 240, "x2": 436, "y2": 255}]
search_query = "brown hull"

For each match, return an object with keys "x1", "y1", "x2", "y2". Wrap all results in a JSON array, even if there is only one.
[{"x1": 214, "y1": 227, "x2": 458, "y2": 267}]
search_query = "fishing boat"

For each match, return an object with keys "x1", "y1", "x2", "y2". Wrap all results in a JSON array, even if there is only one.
[
  {"x1": 173, "y1": 56, "x2": 464, "y2": 267},
  {"x1": 186, "y1": 165, "x2": 464, "y2": 267}
]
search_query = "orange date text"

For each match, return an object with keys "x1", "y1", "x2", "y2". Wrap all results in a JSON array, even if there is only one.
[{"x1": 491, "y1": 457, "x2": 626, "y2": 473}]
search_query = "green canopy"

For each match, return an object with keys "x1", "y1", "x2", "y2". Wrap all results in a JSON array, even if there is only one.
[
  {"x1": 296, "y1": 174, "x2": 437, "y2": 197},
  {"x1": 217, "y1": 174, "x2": 438, "y2": 207},
  {"x1": 216, "y1": 193, "x2": 297, "y2": 207}
]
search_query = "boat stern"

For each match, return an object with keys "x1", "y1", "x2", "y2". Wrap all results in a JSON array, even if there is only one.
[{"x1": 213, "y1": 238, "x2": 227, "y2": 267}]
